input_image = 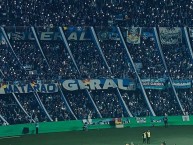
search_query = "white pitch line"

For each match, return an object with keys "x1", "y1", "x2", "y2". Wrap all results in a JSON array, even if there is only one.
[{"x1": 0, "y1": 136, "x2": 21, "y2": 140}]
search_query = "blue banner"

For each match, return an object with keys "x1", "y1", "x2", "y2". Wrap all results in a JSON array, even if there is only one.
[
  {"x1": 0, "y1": 78, "x2": 192, "y2": 94},
  {"x1": 4, "y1": 26, "x2": 92, "y2": 41},
  {"x1": 172, "y1": 80, "x2": 192, "y2": 89},
  {"x1": 60, "y1": 79, "x2": 135, "y2": 91},
  {"x1": 141, "y1": 78, "x2": 166, "y2": 90},
  {"x1": 0, "y1": 83, "x2": 58, "y2": 94}
]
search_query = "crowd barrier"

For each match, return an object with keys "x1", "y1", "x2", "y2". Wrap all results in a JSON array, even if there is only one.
[{"x1": 0, "y1": 115, "x2": 192, "y2": 137}]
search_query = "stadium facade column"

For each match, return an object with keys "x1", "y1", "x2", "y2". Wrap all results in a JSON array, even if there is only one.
[
  {"x1": 0, "y1": 114, "x2": 9, "y2": 125},
  {"x1": 90, "y1": 26, "x2": 133, "y2": 117},
  {"x1": 183, "y1": 27, "x2": 193, "y2": 60},
  {"x1": 57, "y1": 84, "x2": 78, "y2": 120},
  {"x1": 153, "y1": 27, "x2": 184, "y2": 115},
  {"x1": 58, "y1": 27, "x2": 102, "y2": 119},
  {"x1": 32, "y1": 26, "x2": 78, "y2": 120},
  {"x1": 116, "y1": 27, "x2": 156, "y2": 117}
]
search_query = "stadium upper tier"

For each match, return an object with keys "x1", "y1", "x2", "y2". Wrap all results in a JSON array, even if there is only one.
[
  {"x1": 0, "y1": 0, "x2": 193, "y2": 27},
  {"x1": 0, "y1": 26, "x2": 193, "y2": 125}
]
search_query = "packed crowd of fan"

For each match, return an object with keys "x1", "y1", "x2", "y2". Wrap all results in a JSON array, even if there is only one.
[
  {"x1": 0, "y1": 0, "x2": 193, "y2": 27},
  {"x1": 146, "y1": 89, "x2": 182, "y2": 116},
  {"x1": 99, "y1": 40, "x2": 135, "y2": 78},
  {"x1": 1, "y1": 32, "x2": 193, "y2": 124},
  {"x1": 0, "y1": 94, "x2": 29, "y2": 124},
  {"x1": 162, "y1": 44, "x2": 193, "y2": 79},
  {"x1": 63, "y1": 90, "x2": 98, "y2": 119},
  {"x1": 177, "y1": 89, "x2": 193, "y2": 115},
  {"x1": 126, "y1": 28, "x2": 166, "y2": 79},
  {"x1": 1, "y1": 34, "x2": 193, "y2": 124},
  {"x1": 122, "y1": 90, "x2": 149, "y2": 117},
  {"x1": 0, "y1": 44, "x2": 27, "y2": 82},
  {"x1": 68, "y1": 41, "x2": 110, "y2": 79},
  {"x1": 38, "y1": 93, "x2": 74, "y2": 121},
  {"x1": 40, "y1": 42, "x2": 79, "y2": 80},
  {"x1": 15, "y1": 93, "x2": 49, "y2": 123},
  {"x1": 91, "y1": 89, "x2": 128, "y2": 118},
  {"x1": 1, "y1": 0, "x2": 193, "y2": 125},
  {"x1": 0, "y1": 93, "x2": 75, "y2": 125}
]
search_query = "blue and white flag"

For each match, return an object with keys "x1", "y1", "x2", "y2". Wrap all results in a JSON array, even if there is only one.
[
  {"x1": 127, "y1": 27, "x2": 141, "y2": 44},
  {"x1": 159, "y1": 27, "x2": 182, "y2": 44}
]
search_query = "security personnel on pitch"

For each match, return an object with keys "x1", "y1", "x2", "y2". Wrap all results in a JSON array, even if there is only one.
[
  {"x1": 146, "y1": 130, "x2": 151, "y2": 144},
  {"x1": 142, "y1": 131, "x2": 147, "y2": 143},
  {"x1": 164, "y1": 116, "x2": 168, "y2": 128},
  {"x1": 34, "y1": 116, "x2": 39, "y2": 134}
]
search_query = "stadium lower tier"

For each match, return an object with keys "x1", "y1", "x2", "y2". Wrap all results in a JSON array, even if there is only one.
[{"x1": 0, "y1": 115, "x2": 192, "y2": 137}]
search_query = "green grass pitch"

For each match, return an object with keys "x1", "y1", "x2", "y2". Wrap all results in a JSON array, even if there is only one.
[{"x1": 1, "y1": 125, "x2": 193, "y2": 145}]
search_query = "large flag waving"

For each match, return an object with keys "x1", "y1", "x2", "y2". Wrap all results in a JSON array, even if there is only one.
[
  {"x1": 127, "y1": 27, "x2": 141, "y2": 44},
  {"x1": 159, "y1": 27, "x2": 182, "y2": 44}
]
